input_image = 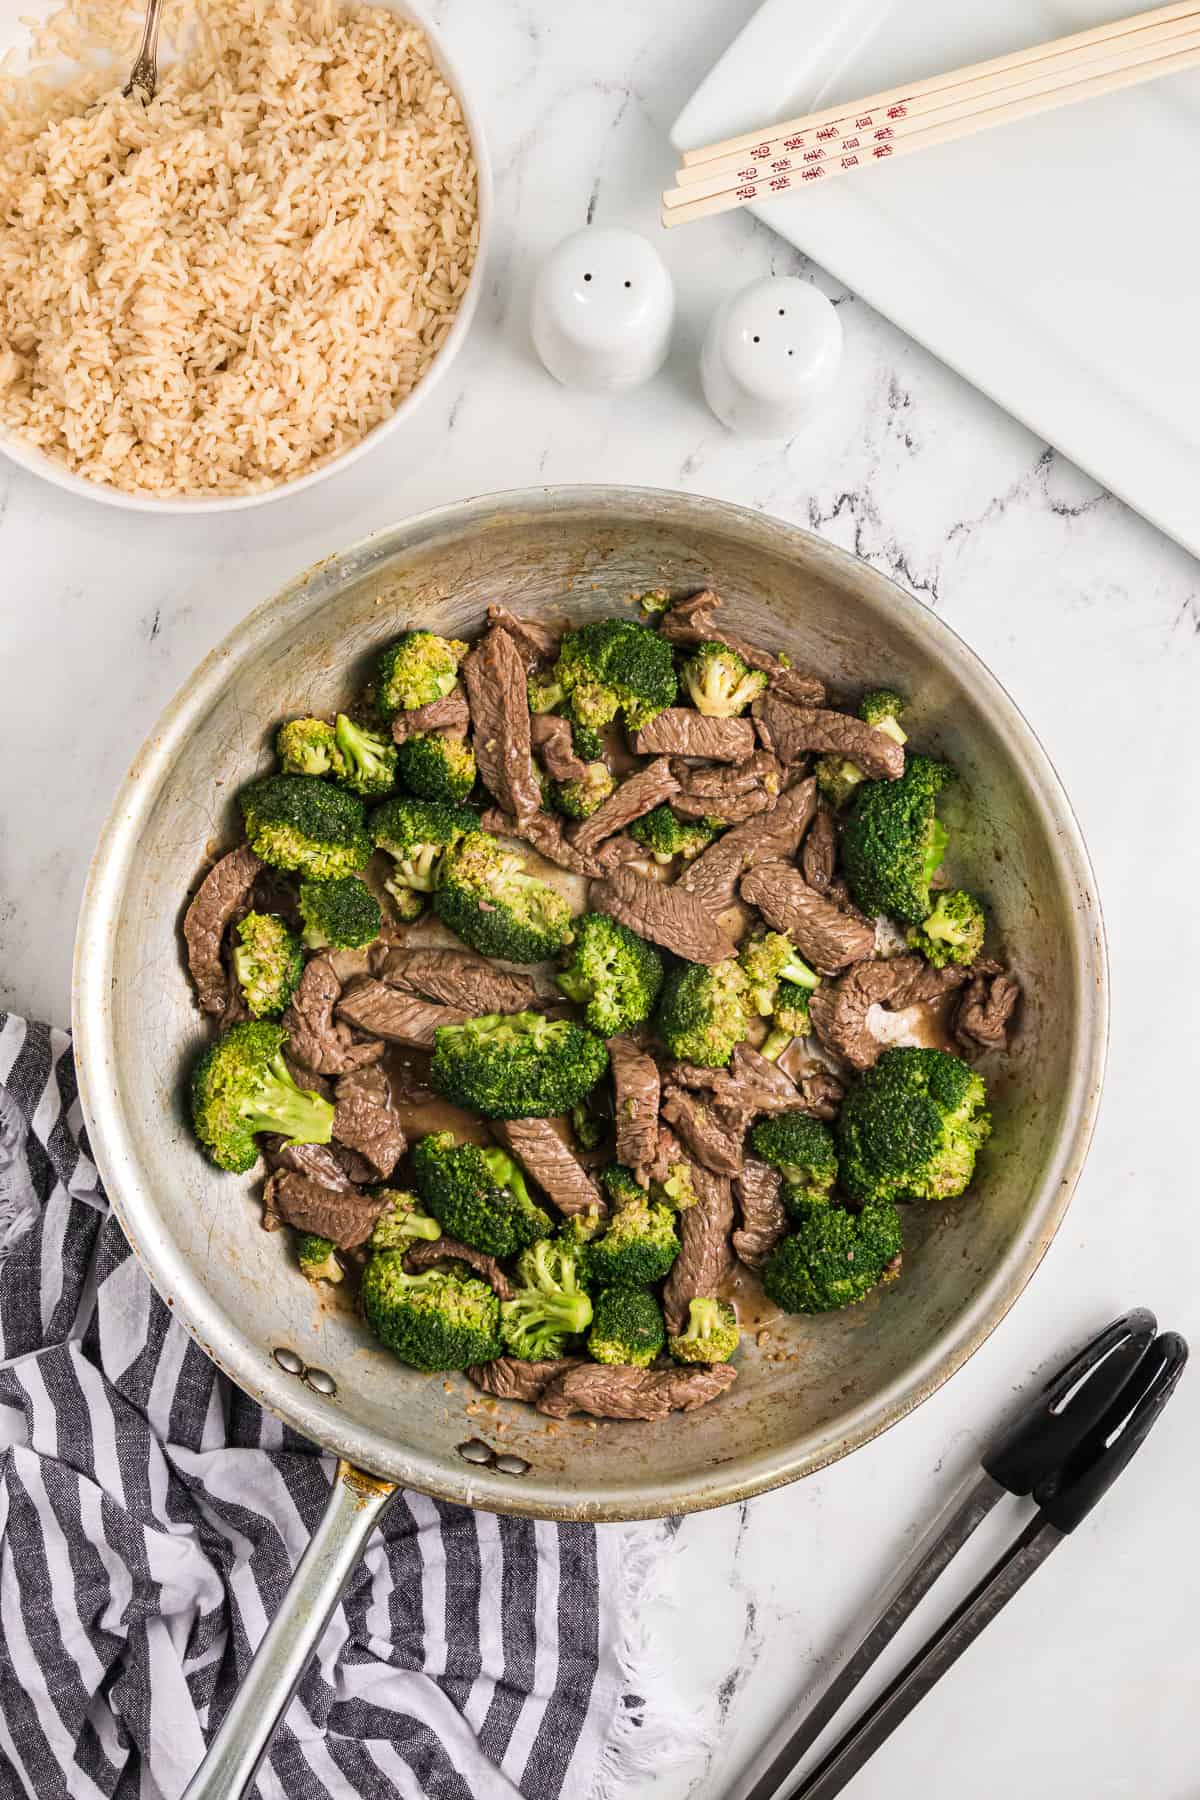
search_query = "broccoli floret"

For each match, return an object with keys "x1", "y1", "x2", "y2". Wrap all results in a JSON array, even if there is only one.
[
  {"x1": 327, "y1": 713, "x2": 397, "y2": 799},
  {"x1": 650, "y1": 1158, "x2": 699, "y2": 1212},
  {"x1": 637, "y1": 588, "x2": 670, "y2": 617},
  {"x1": 859, "y1": 688, "x2": 908, "y2": 744},
  {"x1": 629, "y1": 806, "x2": 722, "y2": 865},
  {"x1": 376, "y1": 631, "x2": 468, "y2": 715},
  {"x1": 907, "y1": 890, "x2": 986, "y2": 969},
  {"x1": 815, "y1": 756, "x2": 868, "y2": 811},
  {"x1": 842, "y1": 755, "x2": 955, "y2": 926},
  {"x1": 240, "y1": 775, "x2": 372, "y2": 879},
  {"x1": 297, "y1": 877, "x2": 382, "y2": 951},
  {"x1": 190, "y1": 1021, "x2": 334, "y2": 1174},
  {"x1": 500, "y1": 1238, "x2": 594, "y2": 1360},
  {"x1": 297, "y1": 1232, "x2": 343, "y2": 1285},
  {"x1": 571, "y1": 1098, "x2": 609, "y2": 1152},
  {"x1": 584, "y1": 1199, "x2": 679, "y2": 1288},
  {"x1": 232, "y1": 912, "x2": 303, "y2": 1019},
  {"x1": 760, "y1": 979, "x2": 815, "y2": 1061},
  {"x1": 739, "y1": 931, "x2": 820, "y2": 1017},
  {"x1": 553, "y1": 619, "x2": 677, "y2": 732},
  {"x1": 411, "y1": 1132, "x2": 552, "y2": 1257},
  {"x1": 600, "y1": 1163, "x2": 649, "y2": 1209},
  {"x1": 556, "y1": 912, "x2": 664, "y2": 1036},
  {"x1": 750, "y1": 1113, "x2": 837, "y2": 1215},
  {"x1": 389, "y1": 886, "x2": 427, "y2": 923},
  {"x1": 527, "y1": 673, "x2": 566, "y2": 714},
  {"x1": 429, "y1": 1013, "x2": 609, "y2": 1120},
  {"x1": 370, "y1": 795, "x2": 477, "y2": 901},
  {"x1": 681, "y1": 641, "x2": 768, "y2": 717},
  {"x1": 588, "y1": 1287, "x2": 665, "y2": 1367},
  {"x1": 367, "y1": 1189, "x2": 442, "y2": 1253},
  {"x1": 655, "y1": 959, "x2": 749, "y2": 1068},
  {"x1": 566, "y1": 711, "x2": 605, "y2": 762},
  {"x1": 837, "y1": 1047, "x2": 991, "y2": 1206},
  {"x1": 815, "y1": 689, "x2": 909, "y2": 807},
  {"x1": 558, "y1": 1209, "x2": 606, "y2": 1248},
  {"x1": 396, "y1": 731, "x2": 477, "y2": 805},
  {"x1": 669, "y1": 1296, "x2": 739, "y2": 1364},
  {"x1": 434, "y1": 831, "x2": 573, "y2": 963},
  {"x1": 276, "y1": 717, "x2": 337, "y2": 776},
  {"x1": 361, "y1": 1255, "x2": 501, "y2": 1371},
  {"x1": 764, "y1": 1201, "x2": 903, "y2": 1313},
  {"x1": 554, "y1": 763, "x2": 616, "y2": 821}
]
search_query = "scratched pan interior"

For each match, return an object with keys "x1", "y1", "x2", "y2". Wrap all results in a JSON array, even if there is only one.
[{"x1": 73, "y1": 486, "x2": 1107, "y2": 1521}]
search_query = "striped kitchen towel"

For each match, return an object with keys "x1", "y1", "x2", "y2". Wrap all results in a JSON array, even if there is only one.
[{"x1": 0, "y1": 1016, "x2": 686, "y2": 1800}]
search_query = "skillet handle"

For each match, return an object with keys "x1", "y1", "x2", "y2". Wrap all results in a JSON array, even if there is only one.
[{"x1": 181, "y1": 1459, "x2": 398, "y2": 1800}]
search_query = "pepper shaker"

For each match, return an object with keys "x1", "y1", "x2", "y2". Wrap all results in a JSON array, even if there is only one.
[
  {"x1": 701, "y1": 276, "x2": 842, "y2": 437},
  {"x1": 531, "y1": 227, "x2": 675, "y2": 393}
]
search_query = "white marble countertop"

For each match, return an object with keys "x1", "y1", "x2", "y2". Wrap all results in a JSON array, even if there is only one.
[{"x1": 2, "y1": 1, "x2": 1198, "y2": 1795}]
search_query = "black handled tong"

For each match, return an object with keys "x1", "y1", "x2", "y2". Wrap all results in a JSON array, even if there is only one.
[{"x1": 736, "y1": 1310, "x2": 1188, "y2": 1800}]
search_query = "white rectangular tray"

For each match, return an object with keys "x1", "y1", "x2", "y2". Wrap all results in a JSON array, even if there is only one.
[{"x1": 672, "y1": 0, "x2": 1200, "y2": 560}]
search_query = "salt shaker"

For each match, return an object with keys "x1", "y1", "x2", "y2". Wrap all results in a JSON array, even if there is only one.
[
  {"x1": 701, "y1": 276, "x2": 842, "y2": 437},
  {"x1": 531, "y1": 228, "x2": 675, "y2": 393}
]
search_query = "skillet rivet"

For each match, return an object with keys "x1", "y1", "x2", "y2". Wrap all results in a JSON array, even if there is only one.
[
  {"x1": 494, "y1": 1454, "x2": 531, "y2": 1476},
  {"x1": 304, "y1": 1367, "x2": 337, "y2": 1395},
  {"x1": 273, "y1": 1347, "x2": 304, "y2": 1375},
  {"x1": 457, "y1": 1438, "x2": 495, "y2": 1466}
]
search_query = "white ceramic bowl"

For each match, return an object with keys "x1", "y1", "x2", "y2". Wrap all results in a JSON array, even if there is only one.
[{"x1": 0, "y1": 0, "x2": 491, "y2": 513}]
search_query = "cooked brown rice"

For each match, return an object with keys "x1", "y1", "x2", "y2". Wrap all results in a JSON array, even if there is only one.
[{"x1": 0, "y1": 0, "x2": 479, "y2": 496}]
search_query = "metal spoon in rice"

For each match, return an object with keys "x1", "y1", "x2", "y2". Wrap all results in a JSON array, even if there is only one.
[{"x1": 123, "y1": 0, "x2": 166, "y2": 103}]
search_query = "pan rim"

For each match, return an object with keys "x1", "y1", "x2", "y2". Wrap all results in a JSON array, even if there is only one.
[{"x1": 71, "y1": 484, "x2": 1109, "y2": 1520}]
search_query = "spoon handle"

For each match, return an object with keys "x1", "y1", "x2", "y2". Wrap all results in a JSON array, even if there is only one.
[{"x1": 123, "y1": 0, "x2": 165, "y2": 104}]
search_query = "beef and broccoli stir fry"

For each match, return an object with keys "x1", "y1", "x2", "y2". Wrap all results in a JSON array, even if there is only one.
[{"x1": 181, "y1": 591, "x2": 1020, "y2": 1424}]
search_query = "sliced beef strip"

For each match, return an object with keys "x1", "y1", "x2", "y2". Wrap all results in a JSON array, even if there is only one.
[
  {"x1": 332, "y1": 1066, "x2": 405, "y2": 1180},
  {"x1": 679, "y1": 776, "x2": 816, "y2": 911},
  {"x1": 672, "y1": 749, "x2": 781, "y2": 800},
  {"x1": 953, "y1": 960, "x2": 1020, "y2": 1057},
  {"x1": 590, "y1": 865, "x2": 737, "y2": 966},
  {"x1": 264, "y1": 1138, "x2": 353, "y2": 1188},
  {"x1": 673, "y1": 787, "x2": 772, "y2": 825},
  {"x1": 487, "y1": 604, "x2": 563, "y2": 670},
  {"x1": 537, "y1": 1361, "x2": 737, "y2": 1422},
  {"x1": 753, "y1": 694, "x2": 904, "y2": 780},
  {"x1": 571, "y1": 758, "x2": 680, "y2": 855},
  {"x1": 530, "y1": 713, "x2": 590, "y2": 784},
  {"x1": 732, "y1": 1159, "x2": 787, "y2": 1272},
  {"x1": 467, "y1": 1356, "x2": 587, "y2": 1403},
  {"x1": 647, "y1": 1120, "x2": 689, "y2": 1187},
  {"x1": 659, "y1": 592, "x2": 825, "y2": 704},
  {"x1": 481, "y1": 807, "x2": 604, "y2": 877},
  {"x1": 661, "y1": 1162, "x2": 736, "y2": 1336},
  {"x1": 461, "y1": 626, "x2": 542, "y2": 822},
  {"x1": 368, "y1": 944, "x2": 540, "y2": 1014},
  {"x1": 631, "y1": 711, "x2": 756, "y2": 762},
  {"x1": 489, "y1": 1118, "x2": 607, "y2": 1220},
  {"x1": 661, "y1": 1086, "x2": 745, "y2": 1177},
  {"x1": 282, "y1": 956, "x2": 386, "y2": 1077},
  {"x1": 792, "y1": 1066, "x2": 846, "y2": 1120},
  {"x1": 334, "y1": 979, "x2": 467, "y2": 1049},
  {"x1": 390, "y1": 688, "x2": 471, "y2": 743},
  {"x1": 404, "y1": 1236, "x2": 513, "y2": 1300},
  {"x1": 261, "y1": 1171, "x2": 385, "y2": 1250},
  {"x1": 741, "y1": 863, "x2": 877, "y2": 976},
  {"x1": 182, "y1": 843, "x2": 263, "y2": 1015},
  {"x1": 802, "y1": 805, "x2": 838, "y2": 892},
  {"x1": 669, "y1": 1044, "x2": 805, "y2": 1120},
  {"x1": 808, "y1": 955, "x2": 969, "y2": 1070},
  {"x1": 607, "y1": 1036, "x2": 661, "y2": 1184},
  {"x1": 594, "y1": 832, "x2": 646, "y2": 871}
]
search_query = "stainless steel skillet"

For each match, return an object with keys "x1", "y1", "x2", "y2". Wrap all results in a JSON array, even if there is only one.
[{"x1": 72, "y1": 486, "x2": 1107, "y2": 1794}]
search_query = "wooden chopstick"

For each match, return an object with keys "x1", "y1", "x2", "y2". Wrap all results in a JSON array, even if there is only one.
[
  {"x1": 661, "y1": 38, "x2": 1200, "y2": 228},
  {"x1": 671, "y1": 4, "x2": 1200, "y2": 192},
  {"x1": 664, "y1": 16, "x2": 1200, "y2": 209},
  {"x1": 678, "y1": 0, "x2": 1200, "y2": 168}
]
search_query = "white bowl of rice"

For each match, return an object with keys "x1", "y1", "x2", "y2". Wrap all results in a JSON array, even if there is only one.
[{"x1": 0, "y1": 0, "x2": 489, "y2": 510}]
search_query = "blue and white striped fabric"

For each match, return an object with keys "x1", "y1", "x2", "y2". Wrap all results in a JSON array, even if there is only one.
[{"x1": 0, "y1": 1015, "x2": 634, "y2": 1800}]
